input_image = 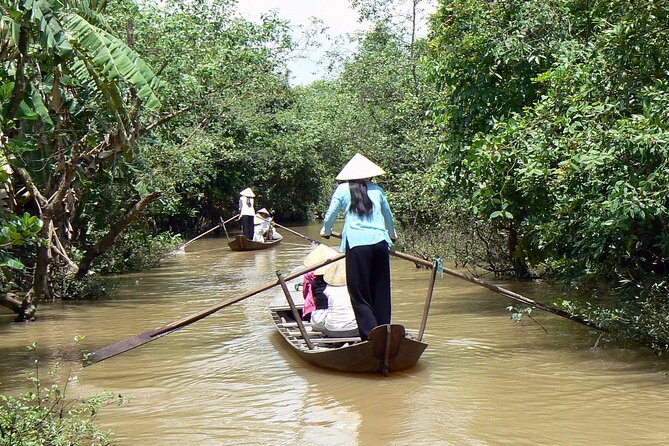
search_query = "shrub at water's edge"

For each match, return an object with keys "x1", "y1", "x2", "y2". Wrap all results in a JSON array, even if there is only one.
[{"x1": 0, "y1": 343, "x2": 124, "y2": 445}]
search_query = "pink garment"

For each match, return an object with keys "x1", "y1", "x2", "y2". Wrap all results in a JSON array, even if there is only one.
[{"x1": 302, "y1": 272, "x2": 316, "y2": 319}]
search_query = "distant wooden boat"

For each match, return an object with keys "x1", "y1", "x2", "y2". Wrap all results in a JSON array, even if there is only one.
[
  {"x1": 228, "y1": 234, "x2": 282, "y2": 251},
  {"x1": 270, "y1": 280, "x2": 428, "y2": 375}
]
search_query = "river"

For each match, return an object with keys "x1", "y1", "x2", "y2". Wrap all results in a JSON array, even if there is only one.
[{"x1": 2, "y1": 222, "x2": 669, "y2": 445}]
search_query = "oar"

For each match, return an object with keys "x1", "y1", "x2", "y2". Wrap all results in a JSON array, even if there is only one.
[
  {"x1": 316, "y1": 230, "x2": 605, "y2": 333},
  {"x1": 83, "y1": 252, "x2": 345, "y2": 366},
  {"x1": 256, "y1": 218, "x2": 318, "y2": 245},
  {"x1": 388, "y1": 249, "x2": 605, "y2": 331},
  {"x1": 221, "y1": 216, "x2": 231, "y2": 242},
  {"x1": 178, "y1": 214, "x2": 238, "y2": 250}
]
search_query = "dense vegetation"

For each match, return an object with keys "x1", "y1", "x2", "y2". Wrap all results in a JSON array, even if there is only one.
[
  {"x1": 1, "y1": 0, "x2": 668, "y2": 357},
  {"x1": 424, "y1": 0, "x2": 669, "y2": 350}
]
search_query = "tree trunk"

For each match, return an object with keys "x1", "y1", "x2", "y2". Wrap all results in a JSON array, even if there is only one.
[
  {"x1": 508, "y1": 225, "x2": 530, "y2": 278},
  {"x1": 27, "y1": 214, "x2": 54, "y2": 306},
  {"x1": 0, "y1": 292, "x2": 36, "y2": 321},
  {"x1": 76, "y1": 191, "x2": 162, "y2": 277}
]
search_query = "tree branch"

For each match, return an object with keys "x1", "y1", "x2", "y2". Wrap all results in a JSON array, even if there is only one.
[
  {"x1": 140, "y1": 107, "x2": 191, "y2": 136},
  {"x1": 5, "y1": 25, "x2": 29, "y2": 123},
  {"x1": 0, "y1": 151, "x2": 48, "y2": 209},
  {"x1": 49, "y1": 221, "x2": 77, "y2": 271},
  {"x1": 75, "y1": 191, "x2": 162, "y2": 277},
  {"x1": 0, "y1": 292, "x2": 23, "y2": 313}
]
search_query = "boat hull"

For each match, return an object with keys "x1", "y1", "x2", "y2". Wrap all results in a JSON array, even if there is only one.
[
  {"x1": 271, "y1": 307, "x2": 427, "y2": 374},
  {"x1": 228, "y1": 234, "x2": 282, "y2": 251}
]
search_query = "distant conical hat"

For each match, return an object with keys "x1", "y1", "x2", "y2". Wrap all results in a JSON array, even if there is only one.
[
  {"x1": 303, "y1": 244, "x2": 340, "y2": 275},
  {"x1": 240, "y1": 188, "x2": 255, "y2": 197},
  {"x1": 335, "y1": 153, "x2": 385, "y2": 181},
  {"x1": 254, "y1": 209, "x2": 270, "y2": 224}
]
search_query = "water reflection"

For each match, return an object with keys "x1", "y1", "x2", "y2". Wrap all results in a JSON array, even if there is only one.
[{"x1": 2, "y1": 223, "x2": 669, "y2": 445}]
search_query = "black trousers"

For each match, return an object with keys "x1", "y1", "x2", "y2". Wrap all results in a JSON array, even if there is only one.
[
  {"x1": 345, "y1": 240, "x2": 391, "y2": 341},
  {"x1": 240, "y1": 215, "x2": 254, "y2": 240}
]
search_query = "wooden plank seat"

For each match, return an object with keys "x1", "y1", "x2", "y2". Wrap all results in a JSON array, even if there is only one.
[
  {"x1": 283, "y1": 330, "x2": 361, "y2": 342},
  {"x1": 270, "y1": 305, "x2": 304, "y2": 312},
  {"x1": 308, "y1": 337, "x2": 361, "y2": 344},
  {"x1": 277, "y1": 321, "x2": 313, "y2": 329}
]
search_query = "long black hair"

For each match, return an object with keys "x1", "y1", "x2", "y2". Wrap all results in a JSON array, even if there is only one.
[{"x1": 349, "y1": 179, "x2": 373, "y2": 217}]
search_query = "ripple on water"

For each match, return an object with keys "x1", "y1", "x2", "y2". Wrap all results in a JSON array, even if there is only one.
[{"x1": 6, "y1": 229, "x2": 669, "y2": 445}]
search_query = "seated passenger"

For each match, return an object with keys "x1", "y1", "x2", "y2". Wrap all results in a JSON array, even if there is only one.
[
  {"x1": 253, "y1": 208, "x2": 272, "y2": 242},
  {"x1": 302, "y1": 244, "x2": 358, "y2": 338}
]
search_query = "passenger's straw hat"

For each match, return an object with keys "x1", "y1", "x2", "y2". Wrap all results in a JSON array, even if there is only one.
[
  {"x1": 303, "y1": 244, "x2": 347, "y2": 286},
  {"x1": 254, "y1": 208, "x2": 270, "y2": 224},
  {"x1": 323, "y1": 257, "x2": 347, "y2": 287},
  {"x1": 335, "y1": 153, "x2": 385, "y2": 181},
  {"x1": 240, "y1": 188, "x2": 255, "y2": 197}
]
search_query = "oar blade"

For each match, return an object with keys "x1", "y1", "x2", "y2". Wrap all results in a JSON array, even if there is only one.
[
  {"x1": 82, "y1": 253, "x2": 345, "y2": 367},
  {"x1": 84, "y1": 331, "x2": 156, "y2": 367}
]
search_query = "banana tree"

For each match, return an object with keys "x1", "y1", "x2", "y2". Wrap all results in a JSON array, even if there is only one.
[{"x1": 0, "y1": 0, "x2": 163, "y2": 320}]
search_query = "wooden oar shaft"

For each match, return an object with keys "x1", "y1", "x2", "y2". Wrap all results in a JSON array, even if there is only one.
[
  {"x1": 418, "y1": 265, "x2": 438, "y2": 341},
  {"x1": 84, "y1": 252, "x2": 346, "y2": 366},
  {"x1": 389, "y1": 249, "x2": 603, "y2": 331},
  {"x1": 326, "y1": 231, "x2": 603, "y2": 332},
  {"x1": 276, "y1": 272, "x2": 315, "y2": 350},
  {"x1": 260, "y1": 219, "x2": 316, "y2": 244},
  {"x1": 180, "y1": 214, "x2": 238, "y2": 249}
]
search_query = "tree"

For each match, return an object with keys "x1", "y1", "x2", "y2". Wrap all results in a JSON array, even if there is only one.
[
  {"x1": 0, "y1": 0, "x2": 162, "y2": 319},
  {"x1": 112, "y1": 0, "x2": 302, "y2": 225},
  {"x1": 423, "y1": 0, "x2": 669, "y2": 348}
]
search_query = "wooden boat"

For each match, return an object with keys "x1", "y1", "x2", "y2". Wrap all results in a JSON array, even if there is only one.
[
  {"x1": 228, "y1": 234, "x2": 282, "y2": 251},
  {"x1": 270, "y1": 276, "x2": 429, "y2": 375}
]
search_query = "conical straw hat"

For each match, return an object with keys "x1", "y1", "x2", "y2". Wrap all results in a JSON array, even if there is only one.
[
  {"x1": 240, "y1": 187, "x2": 255, "y2": 197},
  {"x1": 303, "y1": 244, "x2": 340, "y2": 275},
  {"x1": 254, "y1": 209, "x2": 270, "y2": 225},
  {"x1": 323, "y1": 257, "x2": 347, "y2": 286},
  {"x1": 335, "y1": 153, "x2": 385, "y2": 181}
]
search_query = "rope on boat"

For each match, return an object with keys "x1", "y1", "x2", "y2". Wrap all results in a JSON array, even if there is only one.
[{"x1": 433, "y1": 258, "x2": 444, "y2": 279}]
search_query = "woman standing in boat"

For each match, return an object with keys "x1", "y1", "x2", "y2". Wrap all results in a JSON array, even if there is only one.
[
  {"x1": 238, "y1": 188, "x2": 255, "y2": 240},
  {"x1": 320, "y1": 153, "x2": 397, "y2": 341}
]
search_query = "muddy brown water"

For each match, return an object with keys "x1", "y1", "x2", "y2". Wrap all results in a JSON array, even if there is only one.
[{"x1": 2, "y1": 223, "x2": 669, "y2": 445}]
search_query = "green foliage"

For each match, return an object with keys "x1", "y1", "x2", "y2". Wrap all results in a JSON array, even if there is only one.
[
  {"x1": 108, "y1": 0, "x2": 302, "y2": 226},
  {"x1": 428, "y1": 0, "x2": 564, "y2": 140},
  {"x1": 0, "y1": 0, "x2": 161, "y2": 123},
  {"x1": 95, "y1": 229, "x2": 180, "y2": 274},
  {"x1": 63, "y1": 11, "x2": 161, "y2": 110},
  {"x1": 425, "y1": 0, "x2": 669, "y2": 277},
  {"x1": 558, "y1": 280, "x2": 669, "y2": 353},
  {"x1": 422, "y1": 0, "x2": 669, "y2": 348},
  {"x1": 507, "y1": 305, "x2": 533, "y2": 323},
  {"x1": 0, "y1": 0, "x2": 166, "y2": 309},
  {"x1": 0, "y1": 213, "x2": 43, "y2": 291},
  {"x1": 0, "y1": 344, "x2": 123, "y2": 445}
]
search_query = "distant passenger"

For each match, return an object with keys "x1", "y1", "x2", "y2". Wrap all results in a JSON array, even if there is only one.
[
  {"x1": 253, "y1": 208, "x2": 272, "y2": 242},
  {"x1": 238, "y1": 187, "x2": 255, "y2": 240},
  {"x1": 302, "y1": 244, "x2": 358, "y2": 338}
]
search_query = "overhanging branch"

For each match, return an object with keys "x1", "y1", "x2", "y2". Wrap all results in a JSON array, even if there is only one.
[{"x1": 76, "y1": 191, "x2": 162, "y2": 277}]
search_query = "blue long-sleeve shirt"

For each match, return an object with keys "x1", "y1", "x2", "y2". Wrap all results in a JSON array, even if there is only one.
[{"x1": 322, "y1": 181, "x2": 396, "y2": 252}]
